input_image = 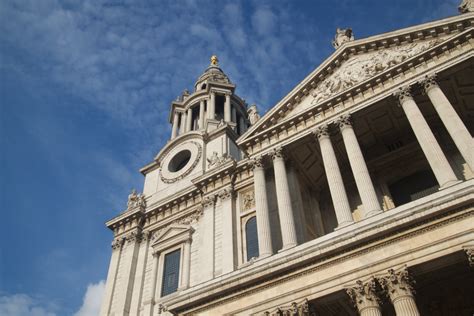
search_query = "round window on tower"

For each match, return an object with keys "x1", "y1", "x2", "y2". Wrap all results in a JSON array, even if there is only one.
[{"x1": 168, "y1": 149, "x2": 191, "y2": 172}]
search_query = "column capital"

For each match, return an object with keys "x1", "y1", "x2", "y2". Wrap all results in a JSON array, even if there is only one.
[
  {"x1": 336, "y1": 114, "x2": 352, "y2": 131},
  {"x1": 346, "y1": 278, "x2": 381, "y2": 312},
  {"x1": 270, "y1": 147, "x2": 285, "y2": 160},
  {"x1": 379, "y1": 267, "x2": 416, "y2": 300},
  {"x1": 125, "y1": 230, "x2": 142, "y2": 244},
  {"x1": 202, "y1": 194, "x2": 216, "y2": 208},
  {"x1": 312, "y1": 125, "x2": 330, "y2": 140},
  {"x1": 393, "y1": 86, "x2": 413, "y2": 105},
  {"x1": 111, "y1": 237, "x2": 125, "y2": 250},
  {"x1": 419, "y1": 73, "x2": 439, "y2": 93},
  {"x1": 463, "y1": 245, "x2": 474, "y2": 267},
  {"x1": 251, "y1": 156, "x2": 265, "y2": 170},
  {"x1": 218, "y1": 187, "x2": 234, "y2": 201}
]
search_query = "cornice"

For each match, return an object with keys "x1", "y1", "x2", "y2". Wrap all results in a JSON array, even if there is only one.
[
  {"x1": 238, "y1": 13, "x2": 473, "y2": 144},
  {"x1": 240, "y1": 29, "x2": 473, "y2": 157}
]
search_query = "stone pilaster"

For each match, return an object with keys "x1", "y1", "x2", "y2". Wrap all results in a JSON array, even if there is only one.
[
  {"x1": 219, "y1": 187, "x2": 236, "y2": 274},
  {"x1": 129, "y1": 231, "x2": 151, "y2": 315},
  {"x1": 252, "y1": 156, "x2": 273, "y2": 257},
  {"x1": 186, "y1": 107, "x2": 192, "y2": 132},
  {"x1": 209, "y1": 92, "x2": 216, "y2": 119},
  {"x1": 142, "y1": 251, "x2": 159, "y2": 316},
  {"x1": 346, "y1": 279, "x2": 382, "y2": 316},
  {"x1": 420, "y1": 74, "x2": 474, "y2": 171},
  {"x1": 179, "y1": 112, "x2": 186, "y2": 134},
  {"x1": 379, "y1": 267, "x2": 420, "y2": 316},
  {"x1": 271, "y1": 147, "x2": 298, "y2": 250},
  {"x1": 180, "y1": 239, "x2": 191, "y2": 289},
  {"x1": 314, "y1": 125, "x2": 353, "y2": 228},
  {"x1": 394, "y1": 86, "x2": 459, "y2": 188},
  {"x1": 199, "y1": 194, "x2": 216, "y2": 282},
  {"x1": 99, "y1": 237, "x2": 124, "y2": 316},
  {"x1": 337, "y1": 114, "x2": 382, "y2": 218}
]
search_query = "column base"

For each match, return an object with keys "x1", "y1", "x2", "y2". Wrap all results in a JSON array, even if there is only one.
[
  {"x1": 278, "y1": 243, "x2": 297, "y2": 253},
  {"x1": 364, "y1": 209, "x2": 383, "y2": 218},
  {"x1": 439, "y1": 180, "x2": 462, "y2": 190},
  {"x1": 335, "y1": 221, "x2": 355, "y2": 230}
]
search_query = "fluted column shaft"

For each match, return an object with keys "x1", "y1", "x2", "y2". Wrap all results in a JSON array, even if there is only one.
[
  {"x1": 395, "y1": 87, "x2": 458, "y2": 188},
  {"x1": 171, "y1": 112, "x2": 179, "y2": 139},
  {"x1": 209, "y1": 92, "x2": 216, "y2": 119},
  {"x1": 272, "y1": 148, "x2": 298, "y2": 250},
  {"x1": 314, "y1": 126, "x2": 353, "y2": 227},
  {"x1": 252, "y1": 157, "x2": 273, "y2": 257},
  {"x1": 186, "y1": 108, "x2": 192, "y2": 132},
  {"x1": 199, "y1": 100, "x2": 205, "y2": 129},
  {"x1": 380, "y1": 267, "x2": 420, "y2": 316},
  {"x1": 224, "y1": 93, "x2": 231, "y2": 122},
  {"x1": 422, "y1": 75, "x2": 474, "y2": 171},
  {"x1": 338, "y1": 115, "x2": 381, "y2": 217},
  {"x1": 219, "y1": 188, "x2": 235, "y2": 274}
]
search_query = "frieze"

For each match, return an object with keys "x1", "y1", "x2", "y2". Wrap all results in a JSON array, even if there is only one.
[{"x1": 310, "y1": 37, "x2": 445, "y2": 106}]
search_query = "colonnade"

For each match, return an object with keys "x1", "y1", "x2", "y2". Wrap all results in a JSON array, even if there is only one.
[
  {"x1": 252, "y1": 73, "x2": 471, "y2": 256},
  {"x1": 346, "y1": 267, "x2": 420, "y2": 316},
  {"x1": 171, "y1": 90, "x2": 247, "y2": 139}
]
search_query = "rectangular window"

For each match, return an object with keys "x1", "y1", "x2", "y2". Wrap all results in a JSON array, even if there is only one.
[{"x1": 161, "y1": 249, "x2": 181, "y2": 297}]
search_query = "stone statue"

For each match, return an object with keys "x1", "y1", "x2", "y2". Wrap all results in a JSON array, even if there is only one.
[
  {"x1": 127, "y1": 189, "x2": 146, "y2": 210},
  {"x1": 207, "y1": 151, "x2": 229, "y2": 168},
  {"x1": 210, "y1": 55, "x2": 219, "y2": 66},
  {"x1": 459, "y1": 0, "x2": 474, "y2": 13},
  {"x1": 247, "y1": 104, "x2": 260, "y2": 125},
  {"x1": 332, "y1": 28, "x2": 354, "y2": 49}
]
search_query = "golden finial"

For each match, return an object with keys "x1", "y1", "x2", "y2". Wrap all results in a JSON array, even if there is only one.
[{"x1": 210, "y1": 55, "x2": 219, "y2": 66}]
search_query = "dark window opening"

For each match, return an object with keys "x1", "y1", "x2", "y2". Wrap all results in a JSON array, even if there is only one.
[
  {"x1": 388, "y1": 169, "x2": 438, "y2": 206},
  {"x1": 245, "y1": 216, "x2": 259, "y2": 261},
  {"x1": 201, "y1": 83, "x2": 207, "y2": 90},
  {"x1": 168, "y1": 150, "x2": 191, "y2": 172},
  {"x1": 215, "y1": 95, "x2": 225, "y2": 121},
  {"x1": 161, "y1": 249, "x2": 181, "y2": 297}
]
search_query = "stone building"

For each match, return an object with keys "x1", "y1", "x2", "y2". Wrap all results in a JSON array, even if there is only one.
[{"x1": 100, "y1": 3, "x2": 474, "y2": 315}]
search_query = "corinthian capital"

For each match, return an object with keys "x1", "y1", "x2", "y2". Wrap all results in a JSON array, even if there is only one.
[
  {"x1": 346, "y1": 278, "x2": 381, "y2": 311},
  {"x1": 251, "y1": 156, "x2": 264, "y2": 170},
  {"x1": 336, "y1": 114, "x2": 352, "y2": 131},
  {"x1": 202, "y1": 194, "x2": 216, "y2": 208},
  {"x1": 218, "y1": 187, "x2": 234, "y2": 201},
  {"x1": 393, "y1": 86, "x2": 413, "y2": 105},
  {"x1": 313, "y1": 125, "x2": 330, "y2": 140},
  {"x1": 111, "y1": 237, "x2": 125, "y2": 250},
  {"x1": 379, "y1": 267, "x2": 416, "y2": 300},
  {"x1": 270, "y1": 147, "x2": 285, "y2": 160},
  {"x1": 419, "y1": 73, "x2": 438, "y2": 93}
]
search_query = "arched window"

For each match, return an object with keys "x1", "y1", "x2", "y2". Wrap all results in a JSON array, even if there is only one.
[{"x1": 245, "y1": 216, "x2": 259, "y2": 261}]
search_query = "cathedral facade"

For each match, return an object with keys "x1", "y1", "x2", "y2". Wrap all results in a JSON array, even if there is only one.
[{"x1": 100, "y1": 3, "x2": 474, "y2": 315}]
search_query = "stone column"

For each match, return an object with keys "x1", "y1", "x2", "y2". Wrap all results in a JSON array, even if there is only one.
[
  {"x1": 219, "y1": 187, "x2": 235, "y2": 274},
  {"x1": 224, "y1": 93, "x2": 231, "y2": 122},
  {"x1": 186, "y1": 108, "x2": 193, "y2": 132},
  {"x1": 231, "y1": 107, "x2": 237, "y2": 123},
  {"x1": 271, "y1": 147, "x2": 298, "y2": 250},
  {"x1": 239, "y1": 116, "x2": 246, "y2": 133},
  {"x1": 99, "y1": 238, "x2": 124, "y2": 316},
  {"x1": 380, "y1": 267, "x2": 420, "y2": 316},
  {"x1": 171, "y1": 112, "x2": 179, "y2": 139},
  {"x1": 421, "y1": 74, "x2": 474, "y2": 171},
  {"x1": 179, "y1": 112, "x2": 186, "y2": 134},
  {"x1": 199, "y1": 195, "x2": 215, "y2": 282},
  {"x1": 395, "y1": 87, "x2": 459, "y2": 188},
  {"x1": 199, "y1": 100, "x2": 205, "y2": 129},
  {"x1": 129, "y1": 232, "x2": 151, "y2": 315},
  {"x1": 180, "y1": 240, "x2": 191, "y2": 289},
  {"x1": 252, "y1": 156, "x2": 273, "y2": 257},
  {"x1": 209, "y1": 92, "x2": 216, "y2": 119},
  {"x1": 337, "y1": 114, "x2": 382, "y2": 218},
  {"x1": 314, "y1": 125, "x2": 354, "y2": 228},
  {"x1": 346, "y1": 278, "x2": 382, "y2": 316}
]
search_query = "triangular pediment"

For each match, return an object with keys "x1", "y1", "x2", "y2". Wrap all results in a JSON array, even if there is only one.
[
  {"x1": 238, "y1": 14, "x2": 470, "y2": 143},
  {"x1": 152, "y1": 224, "x2": 193, "y2": 247}
]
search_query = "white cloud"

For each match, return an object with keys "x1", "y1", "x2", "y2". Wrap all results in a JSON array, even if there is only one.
[
  {"x1": 73, "y1": 280, "x2": 105, "y2": 316},
  {"x1": 0, "y1": 294, "x2": 57, "y2": 316}
]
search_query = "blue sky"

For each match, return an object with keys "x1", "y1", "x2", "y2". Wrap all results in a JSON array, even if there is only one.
[{"x1": 0, "y1": 0, "x2": 459, "y2": 315}]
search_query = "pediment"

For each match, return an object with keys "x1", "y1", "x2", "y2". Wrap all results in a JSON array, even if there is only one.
[
  {"x1": 152, "y1": 224, "x2": 193, "y2": 251},
  {"x1": 239, "y1": 14, "x2": 470, "y2": 143}
]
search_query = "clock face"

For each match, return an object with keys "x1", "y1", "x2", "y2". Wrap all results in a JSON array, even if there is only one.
[{"x1": 159, "y1": 141, "x2": 202, "y2": 183}]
